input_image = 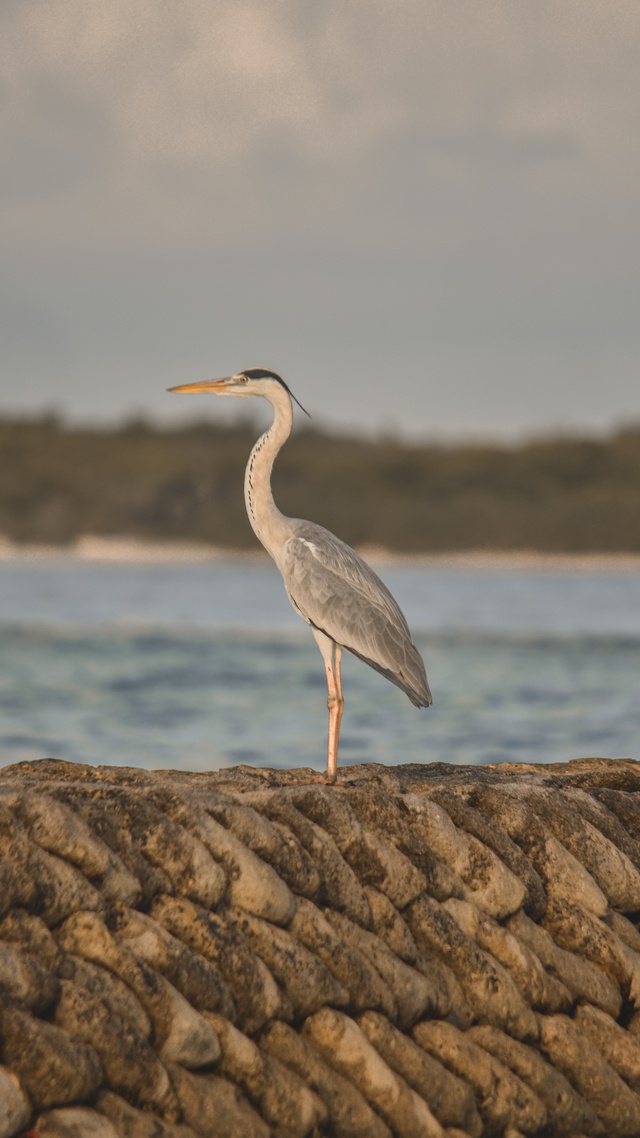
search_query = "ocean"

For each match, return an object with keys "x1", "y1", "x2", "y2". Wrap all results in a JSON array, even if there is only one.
[{"x1": 0, "y1": 556, "x2": 638, "y2": 772}]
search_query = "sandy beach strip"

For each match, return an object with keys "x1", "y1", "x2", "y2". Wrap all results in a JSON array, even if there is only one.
[{"x1": 1, "y1": 533, "x2": 640, "y2": 571}]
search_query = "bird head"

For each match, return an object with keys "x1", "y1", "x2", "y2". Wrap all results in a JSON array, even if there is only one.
[{"x1": 168, "y1": 367, "x2": 310, "y2": 415}]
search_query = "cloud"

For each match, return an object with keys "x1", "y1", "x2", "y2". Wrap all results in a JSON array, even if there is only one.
[
  {"x1": 1, "y1": 1, "x2": 639, "y2": 435},
  {"x1": 2, "y1": 0, "x2": 639, "y2": 251}
]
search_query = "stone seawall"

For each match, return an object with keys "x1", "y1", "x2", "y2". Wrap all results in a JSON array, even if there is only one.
[{"x1": 2, "y1": 758, "x2": 640, "y2": 1138}]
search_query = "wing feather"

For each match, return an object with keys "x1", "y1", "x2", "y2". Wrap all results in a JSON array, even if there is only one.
[{"x1": 280, "y1": 521, "x2": 432, "y2": 706}]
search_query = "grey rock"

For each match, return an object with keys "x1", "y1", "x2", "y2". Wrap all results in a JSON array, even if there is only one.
[
  {"x1": 259, "y1": 1018, "x2": 391, "y2": 1138},
  {"x1": 0, "y1": 1067, "x2": 30, "y2": 1138},
  {"x1": 364, "y1": 885, "x2": 420, "y2": 962},
  {"x1": 428, "y1": 787, "x2": 547, "y2": 920},
  {"x1": 53, "y1": 970, "x2": 175, "y2": 1112},
  {"x1": 206, "y1": 1012, "x2": 327, "y2": 1138},
  {"x1": 115, "y1": 905, "x2": 236, "y2": 1021},
  {"x1": 443, "y1": 897, "x2": 572, "y2": 1014},
  {"x1": 467, "y1": 1024, "x2": 601, "y2": 1136},
  {"x1": 208, "y1": 794, "x2": 321, "y2": 899},
  {"x1": 325, "y1": 907, "x2": 444, "y2": 1027},
  {"x1": 150, "y1": 893, "x2": 290, "y2": 1032},
  {"x1": 289, "y1": 895, "x2": 397, "y2": 1015},
  {"x1": 2, "y1": 756, "x2": 640, "y2": 1138},
  {"x1": 32, "y1": 1107, "x2": 120, "y2": 1138},
  {"x1": 227, "y1": 906, "x2": 347, "y2": 1018},
  {"x1": 406, "y1": 894, "x2": 539, "y2": 1041},
  {"x1": 413, "y1": 1020, "x2": 547, "y2": 1136},
  {"x1": 303, "y1": 1007, "x2": 444, "y2": 1138},
  {"x1": 0, "y1": 908, "x2": 63, "y2": 972},
  {"x1": 167, "y1": 1066, "x2": 270, "y2": 1138},
  {"x1": 0, "y1": 939, "x2": 60, "y2": 1014},
  {"x1": 95, "y1": 1091, "x2": 197, "y2": 1138},
  {"x1": 0, "y1": 992, "x2": 102, "y2": 1111},
  {"x1": 357, "y1": 1010, "x2": 482, "y2": 1135},
  {"x1": 507, "y1": 908, "x2": 622, "y2": 1017},
  {"x1": 538, "y1": 1013, "x2": 640, "y2": 1138},
  {"x1": 575, "y1": 1004, "x2": 640, "y2": 1093}
]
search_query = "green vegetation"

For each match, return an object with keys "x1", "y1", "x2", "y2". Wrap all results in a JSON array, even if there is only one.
[{"x1": 1, "y1": 415, "x2": 640, "y2": 552}]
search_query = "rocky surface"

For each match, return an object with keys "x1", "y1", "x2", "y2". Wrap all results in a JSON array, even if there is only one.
[{"x1": 2, "y1": 758, "x2": 640, "y2": 1137}]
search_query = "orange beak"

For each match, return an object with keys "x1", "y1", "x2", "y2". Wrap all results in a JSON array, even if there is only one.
[{"x1": 167, "y1": 377, "x2": 231, "y2": 394}]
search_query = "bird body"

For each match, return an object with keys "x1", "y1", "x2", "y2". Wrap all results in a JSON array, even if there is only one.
[
  {"x1": 280, "y1": 522, "x2": 430, "y2": 707},
  {"x1": 169, "y1": 368, "x2": 431, "y2": 780}
]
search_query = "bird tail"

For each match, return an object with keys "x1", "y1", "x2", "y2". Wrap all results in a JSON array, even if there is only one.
[
  {"x1": 401, "y1": 641, "x2": 433, "y2": 707},
  {"x1": 347, "y1": 641, "x2": 432, "y2": 708}
]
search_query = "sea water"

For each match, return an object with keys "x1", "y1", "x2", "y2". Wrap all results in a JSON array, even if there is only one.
[{"x1": 0, "y1": 558, "x2": 638, "y2": 771}]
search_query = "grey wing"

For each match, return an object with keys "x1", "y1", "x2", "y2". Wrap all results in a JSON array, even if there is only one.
[{"x1": 280, "y1": 522, "x2": 432, "y2": 707}]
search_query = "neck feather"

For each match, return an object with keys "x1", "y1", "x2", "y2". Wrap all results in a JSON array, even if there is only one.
[{"x1": 244, "y1": 385, "x2": 293, "y2": 561}]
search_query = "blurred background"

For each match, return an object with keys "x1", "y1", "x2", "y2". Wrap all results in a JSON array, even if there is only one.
[{"x1": 1, "y1": 1, "x2": 639, "y2": 772}]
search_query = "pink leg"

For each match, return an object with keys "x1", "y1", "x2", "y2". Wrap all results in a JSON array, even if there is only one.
[
  {"x1": 325, "y1": 646, "x2": 344, "y2": 784},
  {"x1": 311, "y1": 629, "x2": 344, "y2": 784}
]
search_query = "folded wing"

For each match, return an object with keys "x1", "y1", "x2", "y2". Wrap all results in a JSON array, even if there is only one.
[{"x1": 280, "y1": 521, "x2": 432, "y2": 707}]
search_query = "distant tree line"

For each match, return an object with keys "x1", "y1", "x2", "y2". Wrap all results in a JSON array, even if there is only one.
[{"x1": 1, "y1": 414, "x2": 639, "y2": 552}]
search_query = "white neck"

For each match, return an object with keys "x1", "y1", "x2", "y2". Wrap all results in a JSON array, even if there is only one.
[{"x1": 244, "y1": 383, "x2": 293, "y2": 562}]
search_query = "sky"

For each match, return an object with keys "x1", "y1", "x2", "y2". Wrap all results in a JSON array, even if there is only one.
[{"x1": 1, "y1": 0, "x2": 639, "y2": 440}]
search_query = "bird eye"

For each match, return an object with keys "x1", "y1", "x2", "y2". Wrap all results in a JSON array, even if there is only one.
[{"x1": 239, "y1": 375, "x2": 249, "y2": 383}]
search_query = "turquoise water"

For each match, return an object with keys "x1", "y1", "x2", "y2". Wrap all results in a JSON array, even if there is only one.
[{"x1": 0, "y1": 559, "x2": 639, "y2": 771}]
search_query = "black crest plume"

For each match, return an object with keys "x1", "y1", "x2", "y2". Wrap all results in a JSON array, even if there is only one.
[{"x1": 240, "y1": 368, "x2": 310, "y2": 417}]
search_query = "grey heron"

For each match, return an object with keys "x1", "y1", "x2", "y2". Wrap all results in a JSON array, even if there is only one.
[{"x1": 169, "y1": 368, "x2": 431, "y2": 782}]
